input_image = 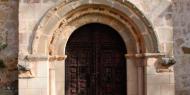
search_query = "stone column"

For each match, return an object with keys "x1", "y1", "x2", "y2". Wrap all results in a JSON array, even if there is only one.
[
  {"x1": 137, "y1": 59, "x2": 145, "y2": 95},
  {"x1": 49, "y1": 55, "x2": 67, "y2": 95},
  {"x1": 125, "y1": 53, "x2": 166, "y2": 95},
  {"x1": 125, "y1": 54, "x2": 142, "y2": 95},
  {"x1": 49, "y1": 62, "x2": 56, "y2": 95}
]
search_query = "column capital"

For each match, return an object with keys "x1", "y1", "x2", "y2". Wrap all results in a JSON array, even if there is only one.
[{"x1": 49, "y1": 55, "x2": 67, "y2": 61}]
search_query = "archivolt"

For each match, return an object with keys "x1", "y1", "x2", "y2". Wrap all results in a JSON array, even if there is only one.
[{"x1": 31, "y1": 0, "x2": 159, "y2": 55}]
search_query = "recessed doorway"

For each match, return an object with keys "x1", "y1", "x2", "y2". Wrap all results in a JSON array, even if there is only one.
[{"x1": 65, "y1": 23, "x2": 127, "y2": 95}]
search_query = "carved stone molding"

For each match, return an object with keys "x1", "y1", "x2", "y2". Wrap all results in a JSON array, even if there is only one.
[
  {"x1": 49, "y1": 55, "x2": 67, "y2": 61},
  {"x1": 18, "y1": 54, "x2": 67, "y2": 78},
  {"x1": 18, "y1": 54, "x2": 67, "y2": 62},
  {"x1": 18, "y1": 54, "x2": 37, "y2": 78},
  {"x1": 31, "y1": 0, "x2": 159, "y2": 56}
]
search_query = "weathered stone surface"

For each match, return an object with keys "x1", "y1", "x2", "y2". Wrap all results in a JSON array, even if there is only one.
[
  {"x1": 172, "y1": 0, "x2": 190, "y2": 94},
  {"x1": 0, "y1": 0, "x2": 188, "y2": 95},
  {"x1": 0, "y1": 29, "x2": 7, "y2": 47},
  {"x1": 18, "y1": 0, "x2": 175, "y2": 95},
  {"x1": 0, "y1": 89, "x2": 15, "y2": 95},
  {"x1": 0, "y1": 0, "x2": 18, "y2": 95},
  {"x1": 176, "y1": 39, "x2": 184, "y2": 46}
]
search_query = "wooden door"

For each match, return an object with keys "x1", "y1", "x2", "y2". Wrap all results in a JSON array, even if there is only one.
[{"x1": 65, "y1": 23, "x2": 127, "y2": 95}]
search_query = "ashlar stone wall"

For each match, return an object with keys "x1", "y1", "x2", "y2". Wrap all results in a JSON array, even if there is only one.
[
  {"x1": 0, "y1": 0, "x2": 18, "y2": 95},
  {"x1": 18, "y1": 1, "x2": 175, "y2": 95},
  {"x1": 172, "y1": 0, "x2": 190, "y2": 95},
  {"x1": 0, "y1": 0, "x2": 186, "y2": 95},
  {"x1": 128, "y1": 0, "x2": 175, "y2": 95},
  {"x1": 0, "y1": 1, "x2": 178, "y2": 95},
  {"x1": 131, "y1": 0, "x2": 190, "y2": 94},
  {"x1": 19, "y1": 1, "x2": 60, "y2": 95}
]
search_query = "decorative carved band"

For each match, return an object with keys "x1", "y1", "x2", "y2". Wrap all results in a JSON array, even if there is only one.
[
  {"x1": 49, "y1": 55, "x2": 67, "y2": 61},
  {"x1": 19, "y1": 54, "x2": 67, "y2": 62},
  {"x1": 55, "y1": 5, "x2": 133, "y2": 35},
  {"x1": 125, "y1": 53, "x2": 165, "y2": 58}
]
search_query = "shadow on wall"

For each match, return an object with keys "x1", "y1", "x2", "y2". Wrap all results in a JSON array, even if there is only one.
[{"x1": 0, "y1": 1, "x2": 19, "y2": 95}]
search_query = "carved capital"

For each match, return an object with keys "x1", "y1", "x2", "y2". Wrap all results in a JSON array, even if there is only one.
[{"x1": 49, "y1": 55, "x2": 67, "y2": 61}]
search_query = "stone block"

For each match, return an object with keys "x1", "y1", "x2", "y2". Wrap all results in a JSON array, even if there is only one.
[
  {"x1": 56, "y1": 2, "x2": 74, "y2": 18},
  {"x1": 42, "y1": 16, "x2": 59, "y2": 36},
  {"x1": 132, "y1": 16, "x2": 147, "y2": 33},
  {"x1": 55, "y1": 68, "x2": 65, "y2": 82},
  {"x1": 127, "y1": 79, "x2": 138, "y2": 95},
  {"x1": 113, "y1": 0, "x2": 133, "y2": 16},
  {"x1": 41, "y1": 89, "x2": 48, "y2": 95},
  {"x1": 19, "y1": 32, "x2": 29, "y2": 45},
  {"x1": 160, "y1": 84, "x2": 175, "y2": 95},
  {"x1": 19, "y1": 79, "x2": 28, "y2": 89},
  {"x1": 55, "y1": 82, "x2": 64, "y2": 95},
  {"x1": 23, "y1": 0, "x2": 40, "y2": 3},
  {"x1": 157, "y1": 27, "x2": 173, "y2": 42},
  {"x1": 54, "y1": 61, "x2": 65, "y2": 69},
  {"x1": 147, "y1": 58, "x2": 158, "y2": 66},
  {"x1": 27, "y1": 78, "x2": 48, "y2": 89},
  {"x1": 170, "y1": 72, "x2": 175, "y2": 84},
  {"x1": 37, "y1": 35, "x2": 49, "y2": 55},
  {"x1": 127, "y1": 60, "x2": 137, "y2": 81},
  {"x1": 36, "y1": 62, "x2": 48, "y2": 77},
  {"x1": 165, "y1": 43, "x2": 174, "y2": 57},
  {"x1": 147, "y1": 74, "x2": 170, "y2": 84},
  {"x1": 147, "y1": 66, "x2": 157, "y2": 75},
  {"x1": 159, "y1": 42, "x2": 173, "y2": 57},
  {"x1": 147, "y1": 85, "x2": 161, "y2": 95},
  {"x1": 176, "y1": 74, "x2": 190, "y2": 90},
  {"x1": 143, "y1": 34, "x2": 154, "y2": 52},
  {"x1": 19, "y1": 88, "x2": 42, "y2": 95},
  {"x1": 19, "y1": 5, "x2": 37, "y2": 19}
]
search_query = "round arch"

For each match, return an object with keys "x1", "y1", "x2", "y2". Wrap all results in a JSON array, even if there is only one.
[
  {"x1": 30, "y1": 1, "x2": 160, "y2": 95},
  {"x1": 31, "y1": 0, "x2": 159, "y2": 56}
]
